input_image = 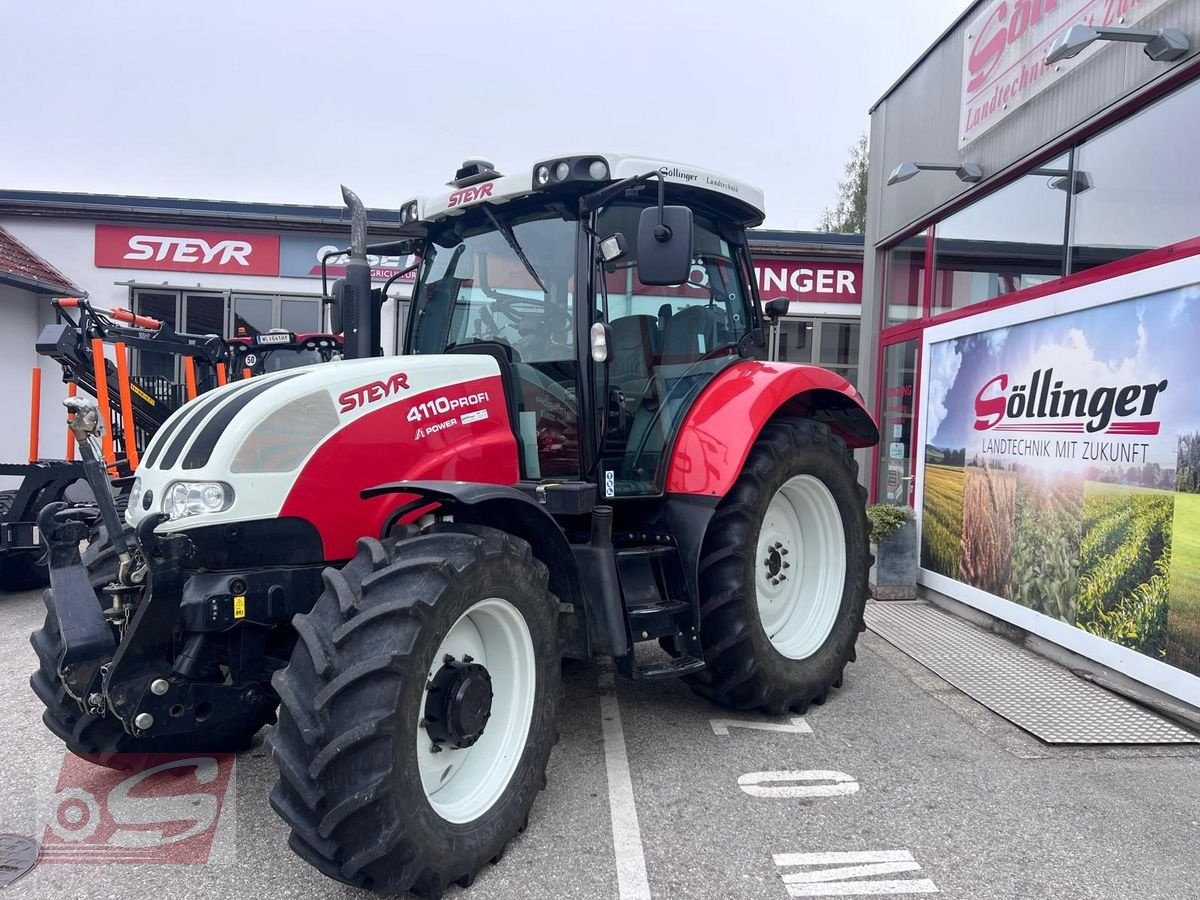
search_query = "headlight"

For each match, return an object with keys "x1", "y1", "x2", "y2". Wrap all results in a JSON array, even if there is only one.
[
  {"x1": 163, "y1": 481, "x2": 234, "y2": 520},
  {"x1": 128, "y1": 476, "x2": 142, "y2": 512}
]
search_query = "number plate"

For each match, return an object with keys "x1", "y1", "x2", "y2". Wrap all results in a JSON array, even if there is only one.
[{"x1": 255, "y1": 332, "x2": 293, "y2": 345}]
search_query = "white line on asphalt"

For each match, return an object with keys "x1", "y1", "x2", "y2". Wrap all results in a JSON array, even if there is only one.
[
  {"x1": 597, "y1": 658, "x2": 652, "y2": 900},
  {"x1": 738, "y1": 770, "x2": 860, "y2": 798},
  {"x1": 710, "y1": 716, "x2": 813, "y2": 736},
  {"x1": 774, "y1": 850, "x2": 939, "y2": 896}
]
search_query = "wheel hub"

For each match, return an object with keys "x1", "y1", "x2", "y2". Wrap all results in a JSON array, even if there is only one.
[
  {"x1": 424, "y1": 655, "x2": 493, "y2": 750},
  {"x1": 761, "y1": 540, "x2": 790, "y2": 584}
]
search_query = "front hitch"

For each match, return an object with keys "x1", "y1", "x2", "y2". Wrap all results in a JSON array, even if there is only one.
[{"x1": 39, "y1": 502, "x2": 114, "y2": 714}]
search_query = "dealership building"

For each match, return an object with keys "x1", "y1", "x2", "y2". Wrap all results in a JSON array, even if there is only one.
[
  {"x1": 860, "y1": 0, "x2": 1200, "y2": 708},
  {"x1": 0, "y1": 189, "x2": 862, "y2": 481}
]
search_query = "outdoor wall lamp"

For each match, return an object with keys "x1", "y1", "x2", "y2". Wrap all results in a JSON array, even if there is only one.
[
  {"x1": 1045, "y1": 23, "x2": 1190, "y2": 65},
  {"x1": 1029, "y1": 167, "x2": 1094, "y2": 194},
  {"x1": 886, "y1": 161, "x2": 984, "y2": 186}
]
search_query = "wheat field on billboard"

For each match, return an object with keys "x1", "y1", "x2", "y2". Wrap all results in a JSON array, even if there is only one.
[{"x1": 921, "y1": 464, "x2": 964, "y2": 578}]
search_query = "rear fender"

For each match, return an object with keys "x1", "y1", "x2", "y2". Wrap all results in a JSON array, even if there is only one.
[
  {"x1": 665, "y1": 361, "x2": 879, "y2": 498},
  {"x1": 361, "y1": 481, "x2": 589, "y2": 660}
]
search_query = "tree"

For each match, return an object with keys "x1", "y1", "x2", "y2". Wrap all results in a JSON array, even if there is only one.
[{"x1": 818, "y1": 133, "x2": 869, "y2": 234}]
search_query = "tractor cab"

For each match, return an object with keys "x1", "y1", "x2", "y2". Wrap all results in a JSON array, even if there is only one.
[{"x1": 388, "y1": 154, "x2": 771, "y2": 495}]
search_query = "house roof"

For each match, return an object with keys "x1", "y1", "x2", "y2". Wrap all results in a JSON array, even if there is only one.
[{"x1": 0, "y1": 226, "x2": 81, "y2": 296}]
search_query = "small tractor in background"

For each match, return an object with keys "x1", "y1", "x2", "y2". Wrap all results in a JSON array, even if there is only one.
[
  {"x1": 0, "y1": 298, "x2": 339, "y2": 590},
  {"x1": 31, "y1": 154, "x2": 878, "y2": 897}
]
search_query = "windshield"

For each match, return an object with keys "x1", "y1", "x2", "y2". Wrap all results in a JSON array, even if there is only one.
[
  {"x1": 410, "y1": 213, "x2": 576, "y2": 362},
  {"x1": 409, "y1": 211, "x2": 581, "y2": 479}
]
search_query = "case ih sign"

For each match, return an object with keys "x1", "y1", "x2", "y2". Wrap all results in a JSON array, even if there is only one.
[
  {"x1": 959, "y1": 0, "x2": 1170, "y2": 147},
  {"x1": 95, "y1": 225, "x2": 281, "y2": 276}
]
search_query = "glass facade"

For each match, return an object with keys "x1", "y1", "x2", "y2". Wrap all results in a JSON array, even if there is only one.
[
  {"x1": 931, "y1": 153, "x2": 1069, "y2": 315},
  {"x1": 874, "y1": 76, "x2": 1200, "y2": 505}
]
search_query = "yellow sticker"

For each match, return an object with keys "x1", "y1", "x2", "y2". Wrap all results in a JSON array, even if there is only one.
[
  {"x1": 129, "y1": 383, "x2": 156, "y2": 406},
  {"x1": 233, "y1": 595, "x2": 246, "y2": 619}
]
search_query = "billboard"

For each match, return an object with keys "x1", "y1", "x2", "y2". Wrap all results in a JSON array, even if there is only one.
[
  {"x1": 95, "y1": 225, "x2": 279, "y2": 276},
  {"x1": 920, "y1": 261, "x2": 1200, "y2": 698},
  {"x1": 958, "y1": 0, "x2": 1170, "y2": 147},
  {"x1": 278, "y1": 235, "x2": 417, "y2": 284}
]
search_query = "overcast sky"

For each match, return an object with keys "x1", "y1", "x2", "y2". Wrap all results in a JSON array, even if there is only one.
[{"x1": 3, "y1": 1, "x2": 965, "y2": 228}]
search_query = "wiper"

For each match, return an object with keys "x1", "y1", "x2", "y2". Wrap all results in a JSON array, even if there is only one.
[{"x1": 482, "y1": 206, "x2": 547, "y2": 295}]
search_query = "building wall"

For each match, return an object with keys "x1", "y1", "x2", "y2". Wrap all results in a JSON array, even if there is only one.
[
  {"x1": 871, "y1": 0, "x2": 1200, "y2": 244},
  {"x1": 0, "y1": 287, "x2": 42, "y2": 486}
]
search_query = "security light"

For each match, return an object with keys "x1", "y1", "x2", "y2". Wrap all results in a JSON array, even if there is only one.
[
  {"x1": 886, "y1": 162, "x2": 984, "y2": 186},
  {"x1": 1029, "y1": 167, "x2": 1095, "y2": 194},
  {"x1": 1045, "y1": 23, "x2": 1189, "y2": 65}
]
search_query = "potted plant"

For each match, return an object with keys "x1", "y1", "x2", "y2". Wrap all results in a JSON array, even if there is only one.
[{"x1": 867, "y1": 503, "x2": 917, "y2": 600}]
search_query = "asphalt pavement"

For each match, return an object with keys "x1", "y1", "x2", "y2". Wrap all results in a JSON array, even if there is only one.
[{"x1": 1, "y1": 586, "x2": 1197, "y2": 900}]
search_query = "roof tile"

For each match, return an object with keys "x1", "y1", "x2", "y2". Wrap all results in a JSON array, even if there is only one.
[{"x1": 0, "y1": 226, "x2": 79, "y2": 294}]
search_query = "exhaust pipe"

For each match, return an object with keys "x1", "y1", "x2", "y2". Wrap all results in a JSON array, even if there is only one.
[{"x1": 340, "y1": 185, "x2": 375, "y2": 359}]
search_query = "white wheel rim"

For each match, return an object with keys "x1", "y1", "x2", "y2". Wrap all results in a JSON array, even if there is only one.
[
  {"x1": 755, "y1": 474, "x2": 846, "y2": 660},
  {"x1": 416, "y1": 597, "x2": 536, "y2": 823}
]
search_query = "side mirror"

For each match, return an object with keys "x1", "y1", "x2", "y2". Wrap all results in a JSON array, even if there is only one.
[
  {"x1": 326, "y1": 278, "x2": 346, "y2": 333},
  {"x1": 763, "y1": 297, "x2": 789, "y2": 321},
  {"x1": 636, "y1": 205, "x2": 693, "y2": 286}
]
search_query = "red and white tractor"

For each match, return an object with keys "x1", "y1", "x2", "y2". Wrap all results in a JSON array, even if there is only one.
[{"x1": 31, "y1": 154, "x2": 878, "y2": 897}]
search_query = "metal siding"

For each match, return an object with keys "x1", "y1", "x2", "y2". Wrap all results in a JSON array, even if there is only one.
[{"x1": 869, "y1": 0, "x2": 1200, "y2": 246}]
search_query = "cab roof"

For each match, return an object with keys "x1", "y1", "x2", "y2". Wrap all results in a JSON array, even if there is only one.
[{"x1": 407, "y1": 153, "x2": 766, "y2": 228}]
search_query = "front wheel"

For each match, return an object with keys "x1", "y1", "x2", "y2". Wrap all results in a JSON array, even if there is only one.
[
  {"x1": 685, "y1": 417, "x2": 869, "y2": 714},
  {"x1": 267, "y1": 525, "x2": 560, "y2": 897}
]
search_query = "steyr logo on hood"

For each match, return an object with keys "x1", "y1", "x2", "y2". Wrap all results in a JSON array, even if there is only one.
[
  {"x1": 974, "y1": 367, "x2": 1167, "y2": 435},
  {"x1": 339, "y1": 373, "x2": 410, "y2": 413}
]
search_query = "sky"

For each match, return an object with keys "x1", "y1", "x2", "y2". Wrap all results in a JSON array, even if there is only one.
[{"x1": 1, "y1": 0, "x2": 966, "y2": 228}]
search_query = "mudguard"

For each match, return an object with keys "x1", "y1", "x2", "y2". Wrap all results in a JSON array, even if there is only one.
[
  {"x1": 360, "y1": 481, "x2": 590, "y2": 659},
  {"x1": 665, "y1": 360, "x2": 879, "y2": 497}
]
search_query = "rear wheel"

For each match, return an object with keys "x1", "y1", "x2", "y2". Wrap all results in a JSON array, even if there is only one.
[
  {"x1": 685, "y1": 417, "x2": 869, "y2": 714},
  {"x1": 267, "y1": 525, "x2": 560, "y2": 897},
  {"x1": 0, "y1": 490, "x2": 49, "y2": 592}
]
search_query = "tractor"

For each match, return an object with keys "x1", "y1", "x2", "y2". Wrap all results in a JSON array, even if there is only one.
[{"x1": 30, "y1": 154, "x2": 878, "y2": 897}]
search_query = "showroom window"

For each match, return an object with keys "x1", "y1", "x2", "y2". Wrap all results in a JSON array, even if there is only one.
[
  {"x1": 1070, "y1": 77, "x2": 1200, "y2": 273},
  {"x1": 931, "y1": 152, "x2": 1069, "y2": 315},
  {"x1": 883, "y1": 233, "x2": 926, "y2": 327}
]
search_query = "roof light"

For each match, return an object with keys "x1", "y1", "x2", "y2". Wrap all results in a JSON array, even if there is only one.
[
  {"x1": 554, "y1": 161, "x2": 570, "y2": 181},
  {"x1": 588, "y1": 160, "x2": 609, "y2": 180},
  {"x1": 535, "y1": 164, "x2": 551, "y2": 186}
]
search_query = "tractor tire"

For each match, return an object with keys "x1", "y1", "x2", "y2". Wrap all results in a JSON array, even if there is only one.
[
  {"x1": 29, "y1": 528, "x2": 276, "y2": 770},
  {"x1": 684, "y1": 416, "x2": 869, "y2": 714},
  {"x1": 0, "y1": 490, "x2": 49, "y2": 592},
  {"x1": 267, "y1": 526, "x2": 561, "y2": 898}
]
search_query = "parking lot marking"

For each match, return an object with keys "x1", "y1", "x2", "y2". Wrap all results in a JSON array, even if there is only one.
[
  {"x1": 773, "y1": 850, "x2": 938, "y2": 896},
  {"x1": 710, "y1": 716, "x2": 812, "y2": 736},
  {"x1": 597, "y1": 660, "x2": 652, "y2": 900},
  {"x1": 738, "y1": 770, "x2": 859, "y2": 799}
]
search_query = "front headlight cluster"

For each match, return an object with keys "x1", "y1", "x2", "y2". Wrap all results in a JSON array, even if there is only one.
[{"x1": 163, "y1": 481, "x2": 234, "y2": 520}]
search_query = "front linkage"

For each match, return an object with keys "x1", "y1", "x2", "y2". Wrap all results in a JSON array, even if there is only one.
[{"x1": 39, "y1": 398, "x2": 294, "y2": 750}]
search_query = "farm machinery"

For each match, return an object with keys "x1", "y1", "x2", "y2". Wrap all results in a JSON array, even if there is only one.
[
  {"x1": 30, "y1": 154, "x2": 878, "y2": 896},
  {"x1": 0, "y1": 298, "x2": 339, "y2": 590}
]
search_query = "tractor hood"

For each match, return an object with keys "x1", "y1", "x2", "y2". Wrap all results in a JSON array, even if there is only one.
[{"x1": 127, "y1": 355, "x2": 519, "y2": 558}]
